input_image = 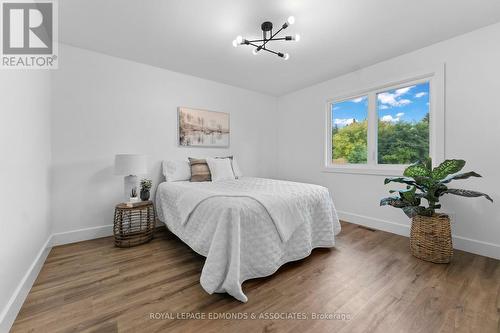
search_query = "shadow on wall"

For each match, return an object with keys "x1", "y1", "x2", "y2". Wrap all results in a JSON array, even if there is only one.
[{"x1": 50, "y1": 158, "x2": 164, "y2": 234}]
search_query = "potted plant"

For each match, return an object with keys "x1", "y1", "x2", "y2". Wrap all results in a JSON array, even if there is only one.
[
  {"x1": 140, "y1": 179, "x2": 152, "y2": 201},
  {"x1": 380, "y1": 158, "x2": 492, "y2": 263}
]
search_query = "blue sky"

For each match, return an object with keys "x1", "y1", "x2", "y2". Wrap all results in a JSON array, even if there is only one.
[{"x1": 332, "y1": 82, "x2": 430, "y2": 127}]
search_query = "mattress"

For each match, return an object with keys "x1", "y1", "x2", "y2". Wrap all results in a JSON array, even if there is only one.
[{"x1": 155, "y1": 177, "x2": 341, "y2": 302}]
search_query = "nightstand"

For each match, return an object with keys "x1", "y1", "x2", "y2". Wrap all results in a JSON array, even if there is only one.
[{"x1": 113, "y1": 201, "x2": 156, "y2": 247}]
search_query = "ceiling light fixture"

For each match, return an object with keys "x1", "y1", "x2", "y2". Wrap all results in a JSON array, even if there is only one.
[{"x1": 232, "y1": 16, "x2": 299, "y2": 60}]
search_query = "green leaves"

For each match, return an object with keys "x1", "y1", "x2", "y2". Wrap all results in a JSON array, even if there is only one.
[
  {"x1": 413, "y1": 176, "x2": 437, "y2": 190},
  {"x1": 443, "y1": 189, "x2": 493, "y2": 202},
  {"x1": 140, "y1": 178, "x2": 153, "y2": 190},
  {"x1": 403, "y1": 158, "x2": 467, "y2": 181},
  {"x1": 424, "y1": 158, "x2": 432, "y2": 172},
  {"x1": 440, "y1": 171, "x2": 481, "y2": 184},
  {"x1": 380, "y1": 189, "x2": 423, "y2": 218},
  {"x1": 399, "y1": 186, "x2": 421, "y2": 206},
  {"x1": 380, "y1": 196, "x2": 408, "y2": 208},
  {"x1": 332, "y1": 120, "x2": 368, "y2": 164},
  {"x1": 384, "y1": 177, "x2": 418, "y2": 187},
  {"x1": 402, "y1": 206, "x2": 426, "y2": 218},
  {"x1": 377, "y1": 117, "x2": 429, "y2": 164},
  {"x1": 403, "y1": 160, "x2": 431, "y2": 178},
  {"x1": 381, "y1": 158, "x2": 492, "y2": 218},
  {"x1": 379, "y1": 194, "x2": 426, "y2": 218},
  {"x1": 431, "y1": 159, "x2": 465, "y2": 180}
]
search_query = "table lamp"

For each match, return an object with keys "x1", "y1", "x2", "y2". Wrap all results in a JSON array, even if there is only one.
[{"x1": 114, "y1": 154, "x2": 148, "y2": 201}]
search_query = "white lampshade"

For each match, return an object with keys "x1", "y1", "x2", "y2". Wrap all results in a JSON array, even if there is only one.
[{"x1": 114, "y1": 154, "x2": 148, "y2": 176}]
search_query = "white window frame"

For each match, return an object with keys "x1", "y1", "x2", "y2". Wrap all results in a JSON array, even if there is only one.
[{"x1": 323, "y1": 65, "x2": 445, "y2": 176}]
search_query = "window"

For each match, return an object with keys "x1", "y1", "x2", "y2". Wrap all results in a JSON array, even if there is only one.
[
  {"x1": 331, "y1": 96, "x2": 368, "y2": 164},
  {"x1": 325, "y1": 68, "x2": 444, "y2": 175},
  {"x1": 377, "y1": 82, "x2": 429, "y2": 164}
]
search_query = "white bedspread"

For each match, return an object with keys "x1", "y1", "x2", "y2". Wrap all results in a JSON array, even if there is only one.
[{"x1": 155, "y1": 177, "x2": 341, "y2": 302}]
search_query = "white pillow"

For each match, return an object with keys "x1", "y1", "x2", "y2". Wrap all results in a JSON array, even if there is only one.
[
  {"x1": 206, "y1": 157, "x2": 235, "y2": 182},
  {"x1": 162, "y1": 160, "x2": 191, "y2": 182},
  {"x1": 231, "y1": 157, "x2": 243, "y2": 179}
]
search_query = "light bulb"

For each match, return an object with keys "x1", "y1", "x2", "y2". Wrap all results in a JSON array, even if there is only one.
[
  {"x1": 252, "y1": 48, "x2": 259, "y2": 55},
  {"x1": 283, "y1": 53, "x2": 290, "y2": 60},
  {"x1": 236, "y1": 35, "x2": 243, "y2": 44},
  {"x1": 232, "y1": 40, "x2": 238, "y2": 47},
  {"x1": 295, "y1": 34, "x2": 301, "y2": 42},
  {"x1": 287, "y1": 16, "x2": 295, "y2": 25}
]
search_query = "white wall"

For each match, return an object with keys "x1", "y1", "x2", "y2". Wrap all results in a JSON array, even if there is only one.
[
  {"x1": 0, "y1": 71, "x2": 52, "y2": 329},
  {"x1": 50, "y1": 44, "x2": 278, "y2": 235},
  {"x1": 276, "y1": 23, "x2": 500, "y2": 258},
  {"x1": 3, "y1": 22, "x2": 499, "y2": 330}
]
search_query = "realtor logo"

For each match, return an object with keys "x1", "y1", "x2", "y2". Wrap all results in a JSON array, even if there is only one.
[{"x1": 1, "y1": 0, "x2": 58, "y2": 69}]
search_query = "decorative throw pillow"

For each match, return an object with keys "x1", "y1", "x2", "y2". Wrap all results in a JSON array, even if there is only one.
[
  {"x1": 231, "y1": 158, "x2": 243, "y2": 178},
  {"x1": 206, "y1": 157, "x2": 235, "y2": 182},
  {"x1": 162, "y1": 160, "x2": 191, "y2": 182},
  {"x1": 216, "y1": 155, "x2": 242, "y2": 179},
  {"x1": 188, "y1": 158, "x2": 211, "y2": 182}
]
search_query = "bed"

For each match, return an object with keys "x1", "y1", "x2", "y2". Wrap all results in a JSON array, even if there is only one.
[{"x1": 155, "y1": 177, "x2": 341, "y2": 302}]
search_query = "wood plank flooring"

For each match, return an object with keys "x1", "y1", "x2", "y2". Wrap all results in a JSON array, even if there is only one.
[{"x1": 11, "y1": 222, "x2": 500, "y2": 332}]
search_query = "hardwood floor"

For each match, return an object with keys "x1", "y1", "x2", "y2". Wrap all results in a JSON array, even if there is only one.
[{"x1": 11, "y1": 222, "x2": 500, "y2": 333}]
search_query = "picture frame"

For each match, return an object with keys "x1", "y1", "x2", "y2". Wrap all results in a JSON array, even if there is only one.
[{"x1": 178, "y1": 107, "x2": 230, "y2": 148}]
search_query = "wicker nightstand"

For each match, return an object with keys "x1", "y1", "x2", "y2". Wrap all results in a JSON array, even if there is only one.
[{"x1": 113, "y1": 201, "x2": 156, "y2": 247}]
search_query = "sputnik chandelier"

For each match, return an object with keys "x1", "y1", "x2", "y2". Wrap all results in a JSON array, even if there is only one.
[{"x1": 232, "y1": 16, "x2": 300, "y2": 60}]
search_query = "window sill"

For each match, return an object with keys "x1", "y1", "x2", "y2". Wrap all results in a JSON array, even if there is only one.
[{"x1": 321, "y1": 165, "x2": 405, "y2": 177}]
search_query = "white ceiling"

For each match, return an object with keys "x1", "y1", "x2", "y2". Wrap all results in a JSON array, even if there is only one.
[{"x1": 60, "y1": 0, "x2": 500, "y2": 96}]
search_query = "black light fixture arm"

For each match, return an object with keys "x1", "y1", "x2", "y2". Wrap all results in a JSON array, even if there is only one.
[
  {"x1": 246, "y1": 37, "x2": 294, "y2": 43},
  {"x1": 246, "y1": 41, "x2": 284, "y2": 58},
  {"x1": 258, "y1": 25, "x2": 285, "y2": 51},
  {"x1": 232, "y1": 16, "x2": 299, "y2": 60}
]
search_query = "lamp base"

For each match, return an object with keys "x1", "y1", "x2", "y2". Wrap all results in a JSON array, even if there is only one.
[{"x1": 124, "y1": 175, "x2": 138, "y2": 201}]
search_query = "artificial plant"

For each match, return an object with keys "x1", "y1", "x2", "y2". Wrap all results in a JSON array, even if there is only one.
[
  {"x1": 140, "y1": 179, "x2": 152, "y2": 191},
  {"x1": 380, "y1": 158, "x2": 492, "y2": 218}
]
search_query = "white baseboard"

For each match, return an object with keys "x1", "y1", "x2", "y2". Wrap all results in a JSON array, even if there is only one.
[
  {"x1": 0, "y1": 225, "x2": 114, "y2": 332},
  {"x1": 50, "y1": 224, "x2": 114, "y2": 247},
  {"x1": 0, "y1": 219, "x2": 165, "y2": 332},
  {"x1": 452, "y1": 235, "x2": 500, "y2": 261},
  {"x1": 337, "y1": 210, "x2": 411, "y2": 237},
  {"x1": 2, "y1": 215, "x2": 495, "y2": 332},
  {"x1": 0, "y1": 236, "x2": 51, "y2": 333},
  {"x1": 337, "y1": 210, "x2": 500, "y2": 260},
  {"x1": 50, "y1": 220, "x2": 166, "y2": 247}
]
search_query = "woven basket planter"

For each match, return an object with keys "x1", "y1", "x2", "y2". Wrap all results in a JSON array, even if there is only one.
[{"x1": 410, "y1": 214, "x2": 452, "y2": 263}]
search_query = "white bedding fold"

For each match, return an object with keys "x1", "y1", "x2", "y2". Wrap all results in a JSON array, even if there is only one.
[
  {"x1": 173, "y1": 180, "x2": 328, "y2": 242},
  {"x1": 155, "y1": 177, "x2": 341, "y2": 302}
]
